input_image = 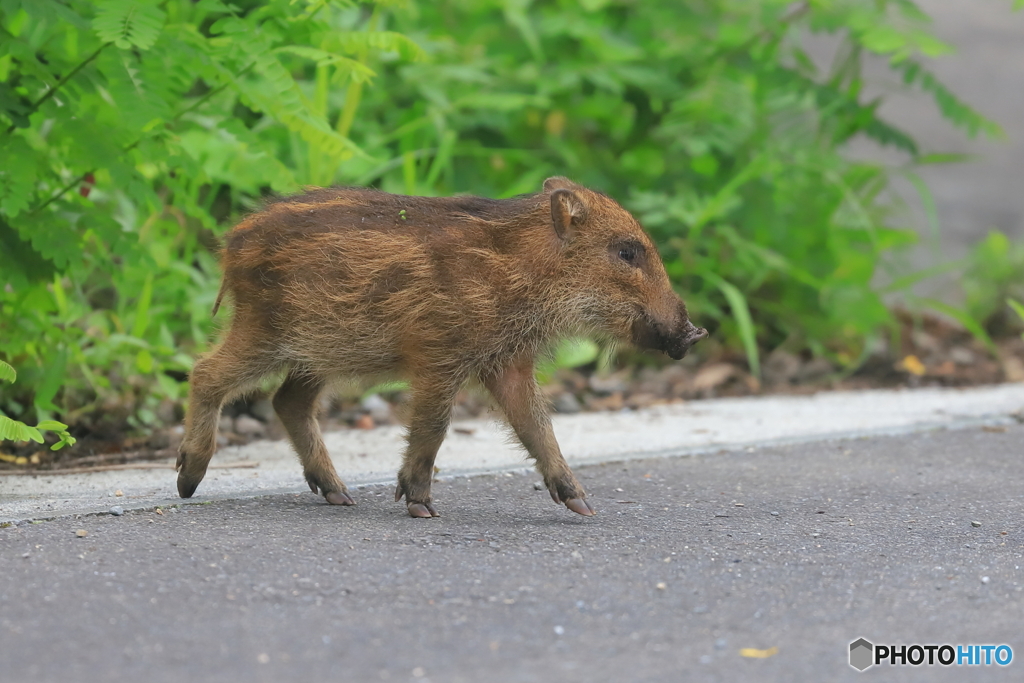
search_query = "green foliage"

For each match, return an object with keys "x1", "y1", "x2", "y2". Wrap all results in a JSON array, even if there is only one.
[
  {"x1": 361, "y1": 0, "x2": 998, "y2": 371},
  {"x1": 1007, "y1": 299, "x2": 1024, "y2": 338},
  {"x1": 0, "y1": 0, "x2": 425, "y2": 427},
  {"x1": 962, "y1": 231, "x2": 1024, "y2": 335},
  {"x1": 0, "y1": 0, "x2": 1005, "y2": 433},
  {"x1": 0, "y1": 360, "x2": 76, "y2": 449},
  {"x1": 537, "y1": 338, "x2": 601, "y2": 384},
  {"x1": 92, "y1": 0, "x2": 167, "y2": 50}
]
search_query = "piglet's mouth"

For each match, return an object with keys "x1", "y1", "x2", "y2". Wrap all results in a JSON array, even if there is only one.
[
  {"x1": 631, "y1": 318, "x2": 708, "y2": 360},
  {"x1": 665, "y1": 324, "x2": 709, "y2": 360}
]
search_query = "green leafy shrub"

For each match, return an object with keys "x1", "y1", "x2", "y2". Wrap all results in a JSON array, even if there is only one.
[
  {"x1": 0, "y1": 360, "x2": 75, "y2": 451},
  {"x1": 0, "y1": 0, "x2": 1004, "y2": 435},
  {"x1": 0, "y1": 0, "x2": 424, "y2": 428},
  {"x1": 963, "y1": 231, "x2": 1024, "y2": 337},
  {"x1": 363, "y1": 0, "x2": 999, "y2": 372}
]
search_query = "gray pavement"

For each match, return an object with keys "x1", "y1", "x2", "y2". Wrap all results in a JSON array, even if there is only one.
[{"x1": 2, "y1": 424, "x2": 1022, "y2": 682}]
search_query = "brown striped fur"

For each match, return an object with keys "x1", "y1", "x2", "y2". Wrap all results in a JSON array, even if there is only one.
[{"x1": 176, "y1": 177, "x2": 707, "y2": 517}]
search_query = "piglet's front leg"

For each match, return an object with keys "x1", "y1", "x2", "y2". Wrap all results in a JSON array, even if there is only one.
[{"x1": 483, "y1": 359, "x2": 595, "y2": 517}]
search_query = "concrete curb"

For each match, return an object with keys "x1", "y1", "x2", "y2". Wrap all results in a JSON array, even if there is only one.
[{"x1": 3, "y1": 383, "x2": 1023, "y2": 522}]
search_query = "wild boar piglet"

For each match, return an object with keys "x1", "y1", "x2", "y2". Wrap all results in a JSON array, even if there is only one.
[{"x1": 177, "y1": 177, "x2": 707, "y2": 517}]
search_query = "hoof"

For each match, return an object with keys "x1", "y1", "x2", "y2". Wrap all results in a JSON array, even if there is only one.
[
  {"x1": 177, "y1": 474, "x2": 200, "y2": 499},
  {"x1": 407, "y1": 502, "x2": 439, "y2": 518},
  {"x1": 564, "y1": 498, "x2": 596, "y2": 516},
  {"x1": 325, "y1": 490, "x2": 355, "y2": 506}
]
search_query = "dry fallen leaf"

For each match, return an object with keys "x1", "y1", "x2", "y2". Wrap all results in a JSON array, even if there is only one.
[
  {"x1": 740, "y1": 647, "x2": 779, "y2": 659},
  {"x1": 899, "y1": 355, "x2": 926, "y2": 376}
]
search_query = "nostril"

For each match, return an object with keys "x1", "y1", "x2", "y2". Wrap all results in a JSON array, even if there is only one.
[{"x1": 683, "y1": 326, "x2": 708, "y2": 345}]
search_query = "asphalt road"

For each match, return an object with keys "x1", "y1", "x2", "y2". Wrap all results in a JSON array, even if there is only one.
[{"x1": 2, "y1": 425, "x2": 1022, "y2": 683}]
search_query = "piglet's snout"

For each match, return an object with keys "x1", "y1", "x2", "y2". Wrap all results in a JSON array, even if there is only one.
[{"x1": 666, "y1": 320, "x2": 708, "y2": 360}]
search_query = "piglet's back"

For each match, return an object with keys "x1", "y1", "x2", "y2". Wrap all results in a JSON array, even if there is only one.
[{"x1": 216, "y1": 188, "x2": 551, "y2": 373}]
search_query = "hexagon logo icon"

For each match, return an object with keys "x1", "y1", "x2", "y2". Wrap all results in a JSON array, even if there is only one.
[{"x1": 850, "y1": 638, "x2": 874, "y2": 671}]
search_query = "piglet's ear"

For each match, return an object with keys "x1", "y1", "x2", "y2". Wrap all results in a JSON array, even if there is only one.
[
  {"x1": 543, "y1": 176, "x2": 575, "y2": 192},
  {"x1": 550, "y1": 188, "x2": 587, "y2": 241}
]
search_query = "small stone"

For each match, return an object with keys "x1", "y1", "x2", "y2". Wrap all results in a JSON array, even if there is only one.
[
  {"x1": 763, "y1": 349, "x2": 801, "y2": 386},
  {"x1": 21, "y1": 552, "x2": 30, "y2": 559},
  {"x1": 256, "y1": 653, "x2": 270, "y2": 664},
  {"x1": 656, "y1": 582, "x2": 667, "y2": 590},
  {"x1": 533, "y1": 482, "x2": 544, "y2": 491},
  {"x1": 360, "y1": 394, "x2": 393, "y2": 423},
  {"x1": 147, "y1": 429, "x2": 173, "y2": 450},
  {"x1": 218, "y1": 415, "x2": 234, "y2": 433},
  {"x1": 354, "y1": 414, "x2": 375, "y2": 430},
  {"x1": 715, "y1": 638, "x2": 728, "y2": 650},
  {"x1": 156, "y1": 399, "x2": 179, "y2": 424},
  {"x1": 625, "y1": 392, "x2": 659, "y2": 409},
  {"x1": 770, "y1": 511, "x2": 779, "y2": 516},
  {"x1": 981, "y1": 576, "x2": 990, "y2": 584},
  {"x1": 584, "y1": 391, "x2": 624, "y2": 411},
  {"x1": 692, "y1": 363, "x2": 735, "y2": 391},
  {"x1": 553, "y1": 625, "x2": 565, "y2": 636},
  {"x1": 109, "y1": 506, "x2": 124, "y2": 516},
  {"x1": 75, "y1": 529, "x2": 88, "y2": 538},
  {"x1": 552, "y1": 392, "x2": 582, "y2": 414},
  {"x1": 114, "y1": 490, "x2": 123, "y2": 497},
  {"x1": 912, "y1": 329, "x2": 941, "y2": 353},
  {"x1": 249, "y1": 398, "x2": 275, "y2": 422},
  {"x1": 588, "y1": 372, "x2": 628, "y2": 395},
  {"x1": 971, "y1": 521, "x2": 982, "y2": 528},
  {"x1": 234, "y1": 415, "x2": 266, "y2": 438},
  {"x1": 796, "y1": 357, "x2": 835, "y2": 383},
  {"x1": 949, "y1": 346, "x2": 976, "y2": 366},
  {"x1": 699, "y1": 655, "x2": 713, "y2": 665},
  {"x1": 1002, "y1": 356, "x2": 1024, "y2": 382},
  {"x1": 411, "y1": 667, "x2": 425, "y2": 678}
]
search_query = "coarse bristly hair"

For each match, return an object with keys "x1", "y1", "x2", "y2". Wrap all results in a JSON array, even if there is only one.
[{"x1": 176, "y1": 176, "x2": 707, "y2": 518}]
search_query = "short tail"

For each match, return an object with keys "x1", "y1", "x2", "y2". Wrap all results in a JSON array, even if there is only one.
[{"x1": 211, "y1": 280, "x2": 227, "y2": 317}]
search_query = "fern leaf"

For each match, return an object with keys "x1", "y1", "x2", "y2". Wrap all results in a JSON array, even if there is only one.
[
  {"x1": 326, "y1": 31, "x2": 427, "y2": 62},
  {"x1": 225, "y1": 53, "x2": 370, "y2": 160},
  {"x1": 0, "y1": 415, "x2": 44, "y2": 444},
  {"x1": 897, "y1": 60, "x2": 1002, "y2": 139},
  {"x1": 93, "y1": 0, "x2": 166, "y2": 51},
  {"x1": 0, "y1": 360, "x2": 15, "y2": 383},
  {"x1": 273, "y1": 46, "x2": 377, "y2": 83},
  {"x1": 0, "y1": 138, "x2": 37, "y2": 219}
]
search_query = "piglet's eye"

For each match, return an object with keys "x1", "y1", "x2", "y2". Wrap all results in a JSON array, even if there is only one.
[{"x1": 618, "y1": 246, "x2": 638, "y2": 263}]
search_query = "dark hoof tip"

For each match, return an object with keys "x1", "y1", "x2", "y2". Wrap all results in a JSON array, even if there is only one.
[
  {"x1": 407, "y1": 503, "x2": 439, "y2": 518},
  {"x1": 565, "y1": 498, "x2": 596, "y2": 516},
  {"x1": 177, "y1": 476, "x2": 199, "y2": 499},
  {"x1": 325, "y1": 491, "x2": 355, "y2": 506}
]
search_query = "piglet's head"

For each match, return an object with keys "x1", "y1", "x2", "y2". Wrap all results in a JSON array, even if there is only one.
[{"x1": 544, "y1": 176, "x2": 708, "y2": 360}]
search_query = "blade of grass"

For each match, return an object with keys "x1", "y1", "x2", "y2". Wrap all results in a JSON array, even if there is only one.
[
  {"x1": 131, "y1": 273, "x2": 154, "y2": 338},
  {"x1": 879, "y1": 259, "x2": 964, "y2": 294},
  {"x1": 916, "y1": 297, "x2": 997, "y2": 356},
  {"x1": 704, "y1": 273, "x2": 760, "y2": 378}
]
